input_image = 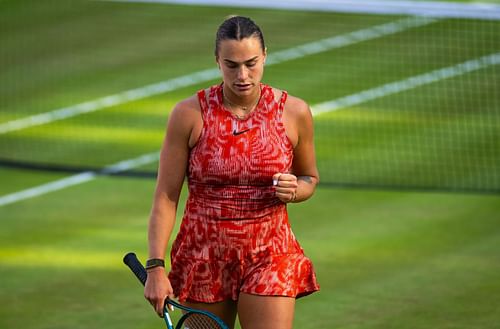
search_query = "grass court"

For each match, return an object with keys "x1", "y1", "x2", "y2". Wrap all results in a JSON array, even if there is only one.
[{"x1": 1, "y1": 1, "x2": 499, "y2": 328}]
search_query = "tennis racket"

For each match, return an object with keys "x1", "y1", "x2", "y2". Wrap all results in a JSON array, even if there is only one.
[{"x1": 123, "y1": 252, "x2": 229, "y2": 329}]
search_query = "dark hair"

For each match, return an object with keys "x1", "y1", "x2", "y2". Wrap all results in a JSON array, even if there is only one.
[{"x1": 215, "y1": 16, "x2": 265, "y2": 56}]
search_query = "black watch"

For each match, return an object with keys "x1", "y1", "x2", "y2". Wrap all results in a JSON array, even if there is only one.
[{"x1": 145, "y1": 258, "x2": 165, "y2": 270}]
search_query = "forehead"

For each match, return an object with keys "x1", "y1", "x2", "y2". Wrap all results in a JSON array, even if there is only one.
[{"x1": 217, "y1": 37, "x2": 264, "y2": 61}]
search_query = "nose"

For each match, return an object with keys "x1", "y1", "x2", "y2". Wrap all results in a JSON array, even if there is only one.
[{"x1": 237, "y1": 65, "x2": 249, "y2": 81}]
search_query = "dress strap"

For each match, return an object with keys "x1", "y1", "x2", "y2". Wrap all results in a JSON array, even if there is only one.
[
  {"x1": 277, "y1": 89, "x2": 288, "y2": 116},
  {"x1": 197, "y1": 88, "x2": 208, "y2": 114}
]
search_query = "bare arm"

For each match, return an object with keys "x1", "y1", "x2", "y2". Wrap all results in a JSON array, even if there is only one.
[
  {"x1": 274, "y1": 95, "x2": 319, "y2": 203},
  {"x1": 145, "y1": 96, "x2": 200, "y2": 316}
]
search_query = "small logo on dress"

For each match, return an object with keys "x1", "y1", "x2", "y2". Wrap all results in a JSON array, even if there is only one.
[{"x1": 232, "y1": 128, "x2": 251, "y2": 136}]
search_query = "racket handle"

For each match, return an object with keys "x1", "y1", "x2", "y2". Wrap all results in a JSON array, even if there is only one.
[
  {"x1": 123, "y1": 252, "x2": 148, "y2": 286},
  {"x1": 123, "y1": 252, "x2": 175, "y2": 329}
]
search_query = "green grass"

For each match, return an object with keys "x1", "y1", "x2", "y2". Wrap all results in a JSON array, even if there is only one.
[
  {"x1": 0, "y1": 1, "x2": 499, "y2": 328},
  {"x1": 290, "y1": 188, "x2": 500, "y2": 328},
  {"x1": 1, "y1": 1, "x2": 499, "y2": 191},
  {"x1": 1, "y1": 182, "x2": 499, "y2": 329}
]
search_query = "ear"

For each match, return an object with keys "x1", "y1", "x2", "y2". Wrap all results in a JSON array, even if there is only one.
[
  {"x1": 215, "y1": 55, "x2": 221, "y2": 69},
  {"x1": 263, "y1": 47, "x2": 267, "y2": 64}
]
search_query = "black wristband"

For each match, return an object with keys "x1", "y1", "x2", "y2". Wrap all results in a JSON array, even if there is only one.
[{"x1": 145, "y1": 258, "x2": 165, "y2": 270}]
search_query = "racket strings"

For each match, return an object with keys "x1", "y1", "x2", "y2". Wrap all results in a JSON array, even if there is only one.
[{"x1": 181, "y1": 312, "x2": 224, "y2": 329}]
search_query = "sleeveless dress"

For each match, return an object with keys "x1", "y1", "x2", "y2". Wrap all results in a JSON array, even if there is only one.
[{"x1": 168, "y1": 83, "x2": 319, "y2": 303}]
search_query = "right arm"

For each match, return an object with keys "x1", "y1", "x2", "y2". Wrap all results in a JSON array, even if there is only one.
[{"x1": 144, "y1": 95, "x2": 200, "y2": 317}]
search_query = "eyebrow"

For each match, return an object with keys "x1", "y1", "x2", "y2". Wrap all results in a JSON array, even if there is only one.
[{"x1": 223, "y1": 56, "x2": 260, "y2": 65}]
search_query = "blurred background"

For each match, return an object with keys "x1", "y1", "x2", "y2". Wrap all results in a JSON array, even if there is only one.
[{"x1": 1, "y1": 0, "x2": 499, "y2": 328}]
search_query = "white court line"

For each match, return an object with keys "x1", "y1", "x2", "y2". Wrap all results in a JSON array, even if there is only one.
[
  {"x1": 0, "y1": 16, "x2": 435, "y2": 135},
  {"x1": 311, "y1": 52, "x2": 500, "y2": 116},
  {"x1": 0, "y1": 68, "x2": 220, "y2": 135},
  {"x1": 1, "y1": 51, "x2": 499, "y2": 207},
  {"x1": 0, "y1": 153, "x2": 159, "y2": 207},
  {"x1": 106, "y1": 0, "x2": 500, "y2": 20}
]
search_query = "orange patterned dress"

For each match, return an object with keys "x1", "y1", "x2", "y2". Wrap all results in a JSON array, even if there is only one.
[{"x1": 168, "y1": 83, "x2": 319, "y2": 303}]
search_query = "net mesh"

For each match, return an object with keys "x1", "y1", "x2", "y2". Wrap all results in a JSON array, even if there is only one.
[
  {"x1": 0, "y1": 2, "x2": 499, "y2": 193},
  {"x1": 309, "y1": 18, "x2": 500, "y2": 193}
]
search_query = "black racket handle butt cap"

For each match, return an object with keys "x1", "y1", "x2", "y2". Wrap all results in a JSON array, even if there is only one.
[{"x1": 123, "y1": 252, "x2": 148, "y2": 285}]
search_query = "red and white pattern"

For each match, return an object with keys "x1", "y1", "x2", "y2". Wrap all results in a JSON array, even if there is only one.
[{"x1": 168, "y1": 83, "x2": 319, "y2": 302}]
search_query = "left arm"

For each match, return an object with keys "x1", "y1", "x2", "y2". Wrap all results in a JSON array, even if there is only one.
[{"x1": 274, "y1": 95, "x2": 319, "y2": 203}]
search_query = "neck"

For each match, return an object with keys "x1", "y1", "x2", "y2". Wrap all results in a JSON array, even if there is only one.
[{"x1": 222, "y1": 85, "x2": 261, "y2": 111}]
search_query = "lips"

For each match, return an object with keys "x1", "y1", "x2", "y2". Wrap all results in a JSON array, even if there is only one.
[{"x1": 235, "y1": 83, "x2": 252, "y2": 91}]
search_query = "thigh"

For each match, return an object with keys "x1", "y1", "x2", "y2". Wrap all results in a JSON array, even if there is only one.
[
  {"x1": 183, "y1": 299, "x2": 238, "y2": 329},
  {"x1": 237, "y1": 293, "x2": 295, "y2": 329}
]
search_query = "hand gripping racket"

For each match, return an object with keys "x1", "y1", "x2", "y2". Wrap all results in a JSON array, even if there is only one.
[{"x1": 123, "y1": 252, "x2": 229, "y2": 329}]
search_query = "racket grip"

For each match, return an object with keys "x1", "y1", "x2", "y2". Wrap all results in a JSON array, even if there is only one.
[{"x1": 123, "y1": 252, "x2": 148, "y2": 286}]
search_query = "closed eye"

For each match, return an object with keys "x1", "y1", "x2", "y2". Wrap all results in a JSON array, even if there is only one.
[{"x1": 223, "y1": 56, "x2": 260, "y2": 68}]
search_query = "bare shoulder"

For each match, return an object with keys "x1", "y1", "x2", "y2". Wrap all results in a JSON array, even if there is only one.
[
  {"x1": 166, "y1": 92, "x2": 204, "y2": 147},
  {"x1": 168, "y1": 94, "x2": 202, "y2": 127},
  {"x1": 270, "y1": 87, "x2": 310, "y2": 116},
  {"x1": 171, "y1": 94, "x2": 200, "y2": 117},
  {"x1": 274, "y1": 88, "x2": 313, "y2": 147},
  {"x1": 283, "y1": 94, "x2": 312, "y2": 121}
]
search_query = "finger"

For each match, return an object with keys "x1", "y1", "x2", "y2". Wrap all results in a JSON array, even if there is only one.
[
  {"x1": 278, "y1": 173, "x2": 298, "y2": 183},
  {"x1": 275, "y1": 191, "x2": 291, "y2": 200},
  {"x1": 165, "y1": 297, "x2": 175, "y2": 311},
  {"x1": 274, "y1": 182, "x2": 298, "y2": 191},
  {"x1": 156, "y1": 300, "x2": 166, "y2": 317},
  {"x1": 272, "y1": 173, "x2": 282, "y2": 186},
  {"x1": 275, "y1": 188, "x2": 297, "y2": 201}
]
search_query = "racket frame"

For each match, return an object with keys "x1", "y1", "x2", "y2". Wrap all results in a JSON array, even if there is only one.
[{"x1": 123, "y1": 252, "x2": 229, "y2": 329}]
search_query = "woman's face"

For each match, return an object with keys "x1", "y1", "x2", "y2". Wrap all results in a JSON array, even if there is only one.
[{"x1": 216, "y1": 36, "x2": 266, "y2": 98}]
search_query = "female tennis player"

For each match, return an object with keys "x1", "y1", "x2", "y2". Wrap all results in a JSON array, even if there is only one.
[{"x1": 144, "y1": 16, "x2": 320, "y2": 329}]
